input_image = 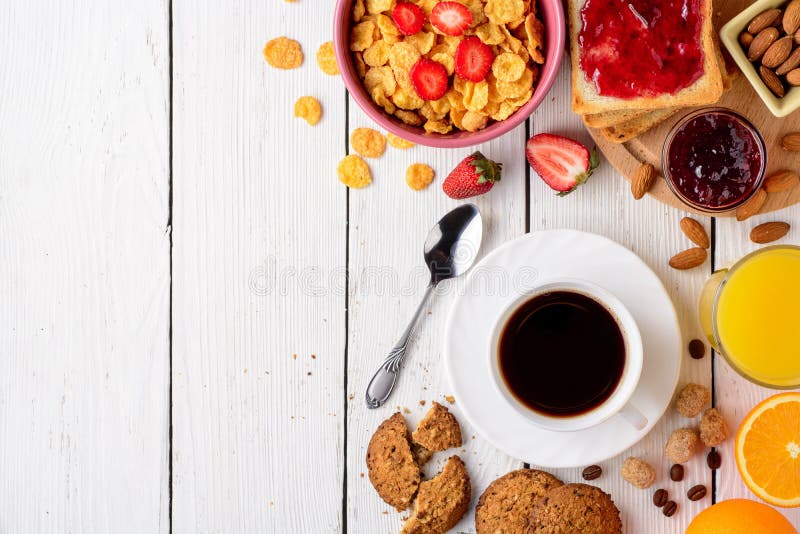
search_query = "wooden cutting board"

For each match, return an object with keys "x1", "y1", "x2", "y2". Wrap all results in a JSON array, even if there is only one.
[{"x1": 584, "y1": 2, "x2": 800, "y2": 217}]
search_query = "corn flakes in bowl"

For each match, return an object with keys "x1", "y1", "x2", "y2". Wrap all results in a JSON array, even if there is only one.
[{"x1": 333, "y1": 0, "x2": 564, "y2": 148}]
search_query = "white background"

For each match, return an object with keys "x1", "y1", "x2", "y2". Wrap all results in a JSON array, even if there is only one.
[{"x1": 0, "y1": 1, "x2": 798, "y2": 532}]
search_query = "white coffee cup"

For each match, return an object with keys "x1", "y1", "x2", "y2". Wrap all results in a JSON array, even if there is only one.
[{"x1": 488, "y1": 278, "x2": 647, "y2": 432}]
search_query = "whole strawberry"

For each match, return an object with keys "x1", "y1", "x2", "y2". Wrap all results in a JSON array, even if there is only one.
[{"x1": 442, "y1": 151, "x2": 502, "y2": 199}]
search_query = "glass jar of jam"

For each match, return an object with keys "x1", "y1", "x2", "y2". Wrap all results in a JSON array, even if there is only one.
[{"x1": 662, "y1": 108, "x2": 767, "y2": 213}]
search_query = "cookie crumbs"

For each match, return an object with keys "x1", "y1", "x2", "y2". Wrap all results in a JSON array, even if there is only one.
[
  {"x1": 445, "y1": 395, "x2": 456, "y2": 404},
  {"x1": 360, "y1": 472, "x2": 365, "y2": 478},
  {"x1": 403, "y1": 406, "x2": 411, "y2": 414},
  {"x1": 349, "y1": 393, "x2": 355, "y2": 401},
  {"x1": 419, "y1": 400, "x2": 426, "y2": 406},
  {"x1": 311, "y1": 354, "x2": 317, "y2": 359},
  {"x1": 292, "y1": 354, "x2": 297, "y2": 360}
]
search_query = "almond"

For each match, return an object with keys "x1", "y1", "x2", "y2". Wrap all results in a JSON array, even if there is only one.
[
  {"x1": 784, "y1": 0, "x2": 800, "y2": 34},
  {"x1": 680, "y1": 217, "x2": 710, "y2": 249},
  {"x1": 749, "y1": 27, "x2": 780, "y2": 61},
  {"x1": 740, "y1": 31, "x2": 755, "y2": 47},
  {"x1": 669, "y1": 248, "x2": 708, "y2": 270},
  {"x1": 776, "y1": 47, "x2": 800, "y2": 75},
  {"x1": 763, "y1": 170, "x2": 800, "y2": 192},
  {"x1": 762, "y1": 36, "x2": 794, "y2": 68},
  {"x1": 631, "y1": 163, "x2": 656, "y2": 200},
  {"x1": 748, "y1": 8, "x2": 782, "y2": 34},
  {"x1": 781, "y1": 132, "x2": 800, "y2": 151},
  {"x1": 750, "y1": 221, "x2": 791, "y2": 244},
  {"x1": 787, "y1": 68, "x2": 800, "y2": 85},
  {"x1": 760, "y1": 65, "x2": 786, "y2": 96},
  {"x1": 795, "y1": 28, "x2": 800, "y2": 45},
  {"x1": 736, "y1": 188, "x2": 767, "y2": 221}
]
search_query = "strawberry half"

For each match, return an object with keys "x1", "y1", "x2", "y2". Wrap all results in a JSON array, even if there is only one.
[
  {"x1": 430, "y1": 2, "x2": 473, "y2": 36},
  {"x1": 391, "y1": 3, "x2": 425, "y2": 36},
  {"x1": 525, "y1": 134, "x2": 600, "y2": 196},
  {"x1": 410, "y1": 59, "x2": 449, "y2": 100},
  {"x1": 442, "y1": 151, "x2": 502, "y2": 199},
  {"x1": 454, "y1": 36, "x2": 494, "y2": 82}
]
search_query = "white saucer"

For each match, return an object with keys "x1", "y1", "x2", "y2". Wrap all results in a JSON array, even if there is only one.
[{"x1": 443, "y1": 229, "x2": 682, "y2": 468}]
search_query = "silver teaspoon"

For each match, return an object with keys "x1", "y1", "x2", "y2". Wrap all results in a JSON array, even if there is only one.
[{"x1": 365, "y1": 203, "x2": 483, "y2": 409}]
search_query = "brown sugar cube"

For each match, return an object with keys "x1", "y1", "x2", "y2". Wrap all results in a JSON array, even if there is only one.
[
  {"x1": 620, "y1": 457, "x2": 656, "y2": 489},
  {"x1": 412, "y1": 401, "x2": 462, "y2": 451},
  {"x1": 665, "y1": 428, "x2": 700, "y2": 464},
  {"x1": 675, "y1": 383, "x2": 711, "y2": 418},
  {"x1": 699, "y1": 408, "x2": 729, "y2": 447},
  {"x1": 401, "y1": 455, "x2": 471, "y2": 534}
]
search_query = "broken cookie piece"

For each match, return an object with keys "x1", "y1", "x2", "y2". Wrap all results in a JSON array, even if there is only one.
[
  {"x1": 401, "y1": 455, "x2": 471, "y2": 534},
  {"x1": 412, "y1": 401, "x2": 462, "y2": 451},
  {"x1": 366, "y1": 412, "x2": 421, "y2": 511}
]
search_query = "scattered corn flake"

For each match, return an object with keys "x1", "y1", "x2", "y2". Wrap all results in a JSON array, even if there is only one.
[
  {"x1": 337, "y1": 154, "x2": 372, "y2": 188},
  {"x1": 350, "y1": 21, "x2": 376, "y2": 52},
  {"x1": 406, "y1": 163, "x2": 435, "y2": 190},
  {"x1": 387, "y1": 132, "x2": 415, "y2": 149},
  {"x1": 263, "y1": 37, "x2": 303, "y2": 69},
  {"x1": 316, "y1": 42, "x2": 340, "y2": 75},
  {"x1": 350, "y1": 127, "x2": 387, "y2": 158},
  {"x1": 293, "y1": 96, "x2": 322, "y2": 125},
  {"x1": 492, "y1": 52, "x2": 526, "y2": 82}
]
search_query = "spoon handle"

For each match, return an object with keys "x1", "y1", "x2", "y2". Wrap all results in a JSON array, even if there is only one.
[{"x1": 365, "y1": 283, "x2": 436, "y2": 409}]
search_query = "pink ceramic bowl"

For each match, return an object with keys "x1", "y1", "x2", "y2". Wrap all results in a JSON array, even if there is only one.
[{"x1": 333, "y1": 1, "x2": 565, "y2": 148}]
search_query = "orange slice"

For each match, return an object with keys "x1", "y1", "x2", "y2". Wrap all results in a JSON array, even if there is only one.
[{"x1": 735, "y1": 392, "x2": 800, "y2": 507}]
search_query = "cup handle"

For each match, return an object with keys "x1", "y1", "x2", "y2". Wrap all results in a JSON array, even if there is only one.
[{"x1": 619, "y1": 402, "x2": 647, "y2": 430}]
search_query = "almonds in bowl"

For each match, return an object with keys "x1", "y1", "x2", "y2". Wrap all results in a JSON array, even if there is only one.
[{"x1": 720, "y1": 0, "x2": 800, "y2": 117}]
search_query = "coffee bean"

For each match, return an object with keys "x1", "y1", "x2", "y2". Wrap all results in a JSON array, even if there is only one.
[
  {"x1": 653, "y1": 489, "x2": 668, "y2": 507},
  {"x1": 582, "y1": 465, "x2": 602, "y2": 480},
  {"x1": 687, "y1": 484, "x2": 707, "y2": 501},
  {"x1": 669, "y1": 464, "x2": 684, "y2": 482},
  {"x1": 708, "y1": 450, "x2": 722, "y2": 470},
  {"x1": 663, "y1": 500, "x2": 678, "y2": 517},
  {"x1": 689, "y1": 339, "x2": 706, "y2": 359}
]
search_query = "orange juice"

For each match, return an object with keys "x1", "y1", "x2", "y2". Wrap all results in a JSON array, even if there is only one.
[{"x1": 714, "y1": 246, "x2": 800, "y2": 388}]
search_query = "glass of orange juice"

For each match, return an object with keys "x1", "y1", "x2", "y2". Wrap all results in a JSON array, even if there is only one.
[{"x1": 699, "y1": 245, "x2": 800, "y2": 389}]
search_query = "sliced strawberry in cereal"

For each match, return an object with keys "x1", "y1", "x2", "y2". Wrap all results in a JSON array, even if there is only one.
[
  {"x1": 430, "y1": 2, "x2": 473, "y2": 36},
  {"x1": 454, "y1": 36, "x2": 494, "y2": 82},
  {"x1": 391, "y1": 3, "x2": 426, "y2": 36},
  {"x1": 410, "y1": 59, "x2": 449, "y2": 100}
]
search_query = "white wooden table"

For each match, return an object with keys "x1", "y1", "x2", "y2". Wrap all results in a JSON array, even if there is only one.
[{"x1": 1, "y1": 1, "x2": 798, "y2": 532}]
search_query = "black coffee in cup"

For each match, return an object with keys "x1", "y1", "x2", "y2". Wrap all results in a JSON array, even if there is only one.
[{"x1": 498, "y1": 290, "x2": 625, "y2": 417}]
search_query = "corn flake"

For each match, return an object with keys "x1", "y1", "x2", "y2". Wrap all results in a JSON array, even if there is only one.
[
  {"x1": 405, "y1": 163, "x2": 435, "y2": 190},
  {"x1": 351, "y1": 21, "x2": 376, "y2": 51},
  {"x1": 495, "y1": 67, "x2": 533, "y2": 98},
  {"x1": 316, "y1": 42, "x2": 340, "y2": 75},
  {"x1": 387, "y1": 132, "x2": 415, "y2": 149},
  {"x1": 294, "y1": 96, "x2": 322, "y2": 125},
  {"x1": 485, "y1": 0, "x2": 525, "y2": 25},
  {"x1": 392, "y1": 87, "x2": 424, "y2": 110},
  {"x1": 475, "y1": 23, "x2": 506, "y2": 45},
  {"x1": 395, "y1": 109, "x2": 424, "y2": 126},
  {"x1": 492, "y1": 52, "x2": 525, "y2": 82},
  {"x1": 406, "y1": 32, "x2": 436, "y2": 55},
  {"x1": 366, "y1": 0, "x2": 394, "y2": 15},
  {"x1": 364, "y1": 66, "x2": 397, "y2": 96},
  {"x1": 364, "y1": 40, "x2": 391, "y2": 67},
  {"x1": 354, "y1": 0, "x2": 366, "y2": 21},
  {"x1": 263, "y1": 37, "x2": 303, "y2": 69},
  {"x1": 463, "y1": 80, "x2": 489, "y2": 112},
  {"x1": 372, "y1": 87, "x2": 397, "y2": 114},
  {"x1": 350, "y1": 127, "x2": 387, "y2": 158},
  {"x1": 461, "y1": 110, "x2": 488, "y2": 131},
  {"x1": 424, "y1": 119, "x2": 453, "y2": 134},
  {"x1": 524, "y1": 13, "x2": 545, "y2": 64},
  {"x1": 338, "y1": 155, "x2": 372, "y2": 188},
  {"x1": 376, "y1": 14, "x2": 400, "y2": 37}
]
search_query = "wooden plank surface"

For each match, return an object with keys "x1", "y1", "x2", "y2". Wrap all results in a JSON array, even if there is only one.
[
  {"x1": 170, "y1": 0, "x2": 347, "y2": 531},
  {"x1": 2, "y1": 1, "x2": 799, "y2": 532},
  {"x1": 0, "y1": 1, "x2": 171, "y2": 532}
]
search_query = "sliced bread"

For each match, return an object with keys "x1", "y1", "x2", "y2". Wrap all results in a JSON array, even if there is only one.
[{"x1": 569, "y1": 0, "x2": 724, "y2": 115}]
